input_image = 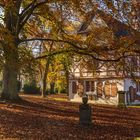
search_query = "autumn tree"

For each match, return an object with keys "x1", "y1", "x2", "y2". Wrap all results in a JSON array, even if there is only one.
[
  {"x1": 37, "y1": 42, "x2": 54, "y2": 97},
  {"x1": 0, "y1": 0, "x2": 139, "y2": 100},
  {"x1": 0, "y1": 0, "x2": 78, "y2": 100},
  {"x1": 78, "y1": 0, "x2": 140, "y2": 59},
  {"x1": 58, "y1": 53, "x2": 73, "y2": 95}
]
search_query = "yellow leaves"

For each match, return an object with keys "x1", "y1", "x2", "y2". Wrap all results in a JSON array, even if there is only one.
[
  {"x1": 0, "y1": 27, "x2": 15, "y2": 48},
  {"x1": 1, "y1": 94, "x2": 140, "y2": 139},
  {"x1": 61, "y1": 34, "x2": 83, "y2": 47},
  {"x1": 0, "y1": 0, "x2": 4, "y2": 6},
  {"x1": 85, "y1": 26, "x2": 114, "y2": 48},
  {"x1": 4, "y1": 0, "x2": 17, "y2": 14},
  {"x1": 64, "y1": 25, "x2": 74, "y2": 32},
  {"x1": 122, "y1": 2, "x2": 129, "y2": 9},
  {"x1": 104, "y1": 0, "x2": 118, "y2": 13},
  {"x1": 36, "y1": 4, "x2": 50, "y2": 16},
  {"x1": 72, "y1": 0, "x2": 80, "y2": 9}
]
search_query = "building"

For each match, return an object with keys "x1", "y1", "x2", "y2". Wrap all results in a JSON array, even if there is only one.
[
  {"x1": 68, "y1": 5, "x2": 140, "y2": 105},
  {"x1": 68, "y1": 56, "x2": 140, "y2": 105}
]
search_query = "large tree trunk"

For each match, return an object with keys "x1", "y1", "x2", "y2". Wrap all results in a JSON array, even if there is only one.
[
  {"x1": 0, "y1": 1, "x2": 21, "y2": 100},
  {"x1": 41, "y1": 43, "x2": 53, "y2": 97},
  {"x1": 63, "y1": 62, "x2": 70, "y2": 96},
  {"x1": 1, "y1": 46, "x2": 19, "y2": 100},
  {"x1": 65, "y1": 70, "x2": 69, "y2": 96},
  {"x1": 42, "y1": 60, "x2": 50, "y2": 97},
  {"x1": 50, "y1": 82, "x2": 55, "y2": 94},
  {"x1": 41, "y1": 56, "x2": 52, "y2": 97}
]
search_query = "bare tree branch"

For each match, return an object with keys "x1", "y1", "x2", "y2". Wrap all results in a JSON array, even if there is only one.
[
  {"x1": 78, "y1": 6, "x2": 140, "y2": 44},
  {"x1": 20, "y1": 38, "x2": 87, "y2": 51},
  {"x1": 22, "y1": 38, "x2": 134, "y2": 62},
  {"x1": 35, "y1": 49, "x2": 75, "y2": 59},
  {"x1": 18, "y1": 0, "x2": 49, "y2": 33}
]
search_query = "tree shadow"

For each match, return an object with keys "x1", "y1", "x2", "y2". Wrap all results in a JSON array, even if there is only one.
[{"x1": 0, "y1": 97, "x2": 140, "y2": 139}]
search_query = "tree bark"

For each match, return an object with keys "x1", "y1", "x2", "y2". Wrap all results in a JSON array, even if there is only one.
[
  {"x1": 41, "y1": 43, "x2": 53, "y2": 97},
  {"x1": 63, "y1": 61, "x2": 70, "y2": 96},
  {"x1": 1, "y1": 45, "x2": 19, "y2": 100},
  {"x1": 50, "y1": 82, "x2": 55, "y2": 94},
  {"x1": 65, "y1": 69, "x2": 69, "y2": 96},
  {"x1": 0, "y1": 1, "x2": 21, "y2": 100},
  {"x1": 42, "y1": 59, "x2": 50, "y2": 97}
]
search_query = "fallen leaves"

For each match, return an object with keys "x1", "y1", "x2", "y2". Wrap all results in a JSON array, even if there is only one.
[{"x1": 0, "y1": 94, "x2": 140, "y2": 140}]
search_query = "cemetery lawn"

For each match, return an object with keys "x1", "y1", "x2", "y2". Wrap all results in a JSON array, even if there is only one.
[{"x1": 0, "y1": 94, "x2": 140, "y2": 140}]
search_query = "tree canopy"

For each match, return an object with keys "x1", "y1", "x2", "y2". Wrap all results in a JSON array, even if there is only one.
[{"x1": 0, "y1": 0, "x2": 139, "y2": 100}]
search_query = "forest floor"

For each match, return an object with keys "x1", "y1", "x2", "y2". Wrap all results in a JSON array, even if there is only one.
[{"x1": 0, "y1": 94, "x2": 140, "y2": 140}]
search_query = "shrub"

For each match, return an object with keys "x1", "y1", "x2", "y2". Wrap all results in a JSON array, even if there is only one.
[
  {"x1": 46, "y1": 89, "x2": 56, "y2": 94},
  {"x1": 50, "y1": 88, "x2": 55, "y2": 94},
  {"x1": 60, "y1": 88, "x2": 66, "y2": 94},
  {"x1": 55, "y1": 88, "x2": 58, "y2": 94},
  {"x1": 23, "y1": 83, "x2": 41, "y2": 94}
]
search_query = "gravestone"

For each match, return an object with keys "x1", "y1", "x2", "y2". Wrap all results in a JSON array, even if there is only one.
[
  {"x1": 118, "y1": 91, "x2": 126, "y2": 108},
  {"x1": 79, "y1": 95, "x2": 92, "y2": 125}
]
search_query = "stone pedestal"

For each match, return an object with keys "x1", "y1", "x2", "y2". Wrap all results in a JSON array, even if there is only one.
[
  {"x1": 79, "y1": 95, "x2": 92, "y2": 125},
  {"x1": 118, "y1": 91, "x2": 126, "y2": 108},
  {"x1": 79, "y1": 104, "x2": 92, "y2": 125}
]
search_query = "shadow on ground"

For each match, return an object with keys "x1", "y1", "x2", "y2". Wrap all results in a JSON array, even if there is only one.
[{"x1": 0, "y1": 94, "x2": 140, "y2": 140}]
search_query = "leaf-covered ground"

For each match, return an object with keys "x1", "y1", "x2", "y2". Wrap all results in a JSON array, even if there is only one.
[{"x1": 0, "y1": 94, "x2": 140, "y2": 140}]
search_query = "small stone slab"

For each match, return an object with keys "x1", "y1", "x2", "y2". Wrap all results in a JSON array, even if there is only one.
[{"x1": 79, "y1": 104, "x2": 92, "y2": 125}]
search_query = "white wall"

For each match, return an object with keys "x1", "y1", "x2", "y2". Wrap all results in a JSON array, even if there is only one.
[
  {"x1": 116, "y1": 80, "x2": 125, "y2": 91},
  {"x1": 100, "y1": 71, "x2": 107, "y2": 76},
  {"x1": 69, "y1": 80, "x2": 78, "y2": 99}
]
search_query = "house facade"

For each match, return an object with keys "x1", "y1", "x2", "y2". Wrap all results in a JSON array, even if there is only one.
[
  {"x1": 68, "y1": 57, "x2": 140, "y2": 105},
  {"x1": 68, "y1": 5, "x2": 140, "y2": 105}
]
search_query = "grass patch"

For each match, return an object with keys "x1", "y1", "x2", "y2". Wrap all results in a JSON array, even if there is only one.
[
  {"x1": 128, "y1": 105, "x2": 140, "y2": 108},
  {"x1": 134, "y1": 137, "x2": 140, "y2": 140},
  {"x1": 50, "y1": 97, "x2": 68, "y2": 101}
]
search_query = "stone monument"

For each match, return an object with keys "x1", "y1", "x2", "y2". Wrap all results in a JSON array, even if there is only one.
[
  {"x1": 79, "y1": 95, "x2": 92, "y2": 125},
  {"x1": 118, "y1": 91, "x2": 126, "y2": 108}
]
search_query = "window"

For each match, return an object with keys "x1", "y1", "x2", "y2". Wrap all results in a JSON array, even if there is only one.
[
  {"x1": 72, "y1": 81, "x2": 77, "y2": 94},
  {"x1": 85, "y1": 81, "x2": 90, "y2": 92},
  {"x1": 85, "y1": 81, "x2": 95, "y2": 92}
]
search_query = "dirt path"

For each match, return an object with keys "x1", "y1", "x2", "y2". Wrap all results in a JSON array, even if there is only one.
[{"x1": 0, "y1": 94, "x2": 140, "y2": 140}]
